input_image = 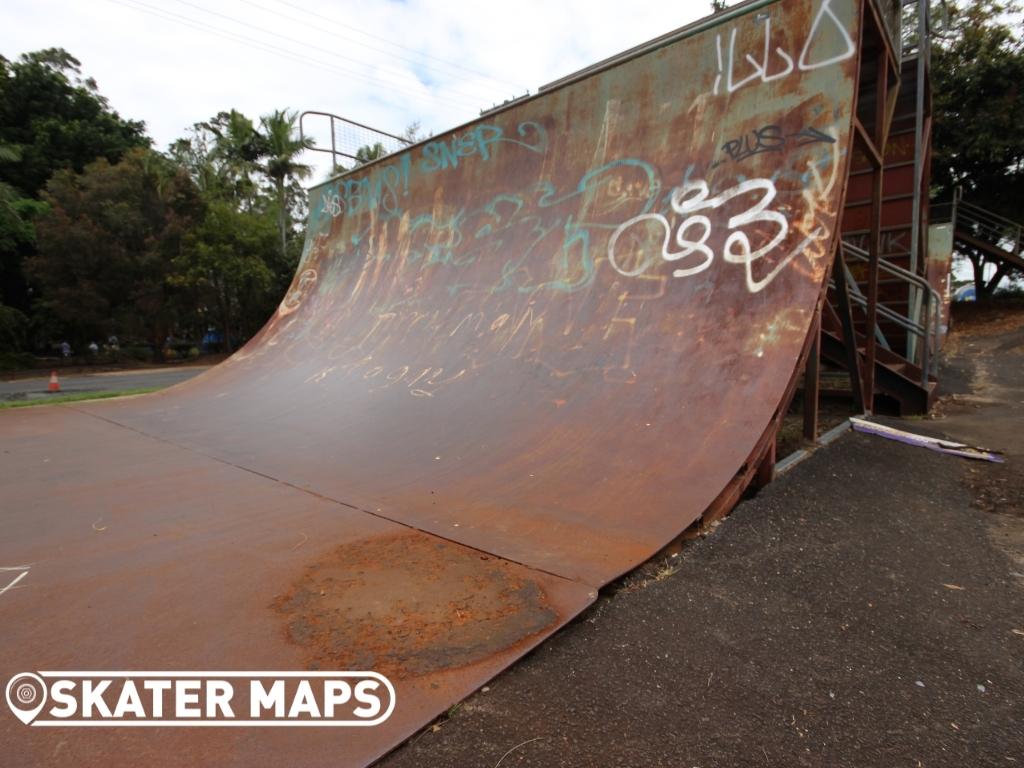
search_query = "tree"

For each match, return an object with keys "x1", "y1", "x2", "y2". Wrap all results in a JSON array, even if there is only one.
[
  {"x1": 170, "y1": 110, "x2": 264, "y2": 207},
  {"x1": 169, "y1": 110, "x2": 305, "y2": 348},
  {"x1": 0, "y1": 48, "x2": 150, "y2": 338},
  {"x1": 354, "y1": 142, "x2": 387, "y2": 166},
  {"x1": 402, "y1": 121, "x2": 422, "y2": 143},
  {"x1": 0, "y1": 49, "x2": 149, "y2": 197},
  {"x1": 28, "y1": 149, "x2": 201, "y2": 354},
  {"x1": 931, "y1": 1, "x2": 1024, "y2": 296},
  {"x1": 172, "y1": 199, "x2": 278, "y2": 352},
  {"x1": 0, "y1": 142, "x2": 46, "y2": 315},
  {"x1": 0, "y1": 302, "x2": 28, "y2": 356},
  {"x1": 257, "y1": 109, "x2": 313, "y2": 263},
  {"x1": 336, "y1": 122, "x2": 422, "y2": 176}
]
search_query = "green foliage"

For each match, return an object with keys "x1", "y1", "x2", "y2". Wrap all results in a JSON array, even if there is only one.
[
  {"x1": 0, "y1": 386, "x2": 161, "y2": 408},
  {"x1": 258, "y1": 109, "x2": 314, "y2": 261},
  {"x1": 0, "y1": 185, "x2": 47, "y2": 313},
  {"x1": 0, "y1": 48, "x2": 149, "y2": 338},
  {"x1": 0, "y1": 48, "x2": 149, "y2": 197},
  {"x1": 173, "y1": 199, "x2": 279, "y2": 351},
  {"x1": 1, "y1": 48, "x2": 316, "y2": 359},
  {"x1": 171, "y1": 111, "x2": 263, "y2": 206},
  {"x1": 0, "y1": 302, "x2": 28, "y2": 353},
  {"x1": 355, "y1": 142, "x2": 387, "y2": 166},
  {"x1": 932, "y1": 1, "x2": 1024, "y2": 295},
  {"x1": 28, "y1": 148, "x2": 202, "y2": 352},
  {"x1": 932, "y1": 1, "x2": 1024, "y2": 217},
  {"x1": 259, "y1": 110, "x2": 314, "y2": 185},
  {"x1": 167, "y1": 108, "x2": 310, "y2": 348}
]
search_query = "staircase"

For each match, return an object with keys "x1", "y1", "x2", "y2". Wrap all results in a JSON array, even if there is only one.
[
  {"x1": 819, "y1": 322, "x2": 938, "y2": 414},
  {"x1": 940, "y1": 192, "x2": 1024, "y2": 274},
  {"x1": 823, "y1": 242, "x2": 941, "y2": 415}
]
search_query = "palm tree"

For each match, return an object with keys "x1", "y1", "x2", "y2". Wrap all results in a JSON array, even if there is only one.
[
  {"x1": 201, "y1": 111, "x2": 263, "y2": 206},
  {"x1": 355, "y1": 142, "x2": 386, "y2": 166},
  {"x1": 258, "y1": 110, "x2": 314, "y2": 261}
]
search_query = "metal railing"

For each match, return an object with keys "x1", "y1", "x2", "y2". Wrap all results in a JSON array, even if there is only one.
[
  {"x1": 299, "y1": 111, "x2": 412, "y2": 171},
  {"x1": 836, "y1": 241, "x2": 941, "y2": 385},
  {"x1": 933, "y1": 190, "x2": 1024, "y2": 259}
]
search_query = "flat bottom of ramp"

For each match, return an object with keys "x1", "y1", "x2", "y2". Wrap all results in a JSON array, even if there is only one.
[{"x1": 0, "y1": 406, "x2": 593, "y2": 767}]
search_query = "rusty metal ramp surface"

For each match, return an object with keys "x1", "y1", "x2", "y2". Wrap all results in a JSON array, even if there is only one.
[{"x1": 0, "y1": 0, "x2": 862, "y2": 764}]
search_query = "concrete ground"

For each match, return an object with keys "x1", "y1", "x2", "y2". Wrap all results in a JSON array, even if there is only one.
[
  {"x1": 377, "y1": 305, "x2": 1024, "y2": 768},
  {"x1": 0, "y1": 366, "x2": 209, "y2": 402}
]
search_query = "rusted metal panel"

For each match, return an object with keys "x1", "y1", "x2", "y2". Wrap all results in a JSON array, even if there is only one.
[
  {"x1": 0, "y1": 407, "x2": 592, "y2": 766},
  {"x1": 0, "y1": 1, "x2": 862, "y2": 765},
  {"x1": 926, "y1": 222, "x2": 954, "y2": 346},
  {"x1": 78, "y1": 0, "x2": 863, "y2": 587}
]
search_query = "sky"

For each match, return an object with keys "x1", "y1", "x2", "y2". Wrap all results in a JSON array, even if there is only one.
[{"x1": 2, "y1": 0, "x2": 719, "y2": 184}]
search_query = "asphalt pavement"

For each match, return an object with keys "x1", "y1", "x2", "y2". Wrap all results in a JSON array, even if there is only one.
[{"x1": 0, "y1": 366, "x2": 209, "y2": 401}]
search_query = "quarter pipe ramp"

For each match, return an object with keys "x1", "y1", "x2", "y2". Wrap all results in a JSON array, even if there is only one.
[{"x1": 0, "y1": 0, "x2": 862, "y2": 764}]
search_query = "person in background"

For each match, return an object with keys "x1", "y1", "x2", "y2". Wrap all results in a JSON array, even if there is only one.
[
  {"x1": 88, "y1": 341, "x2": 99, "y2": 354},
  {"x1": 60, "y1": 341, "x2": 71, "y2": 359}
]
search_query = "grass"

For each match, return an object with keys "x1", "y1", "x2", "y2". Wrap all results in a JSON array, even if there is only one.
[
  {"x1": 0, "y1": 387, "x2": 161, "y2": 409},
  {"x1": 619, "y1": 555, "x2": 683, "y2": 593}
]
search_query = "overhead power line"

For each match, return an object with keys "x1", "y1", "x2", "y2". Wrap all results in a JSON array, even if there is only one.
[
  {"x1": 106, "y1": 0, "x2": 480, "y2": 114},
  {"x1": 233, "y1": 0, "x2": 516, "y2": 99},
  {"x1": 167, "y1": 0, "x2": 491, "y2": 107},
  {"x1": 268, "y1": 0, "x2": 529, "y2": 92}
]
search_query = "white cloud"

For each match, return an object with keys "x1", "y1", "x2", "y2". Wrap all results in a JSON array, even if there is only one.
[{"x1": 1, "y1": 0, "x2": 716, "y2": 182}]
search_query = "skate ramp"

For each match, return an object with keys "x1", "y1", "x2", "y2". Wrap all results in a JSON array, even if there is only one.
[{"x1": 0, "y1": 0, "x2": 861, "y2": 764}]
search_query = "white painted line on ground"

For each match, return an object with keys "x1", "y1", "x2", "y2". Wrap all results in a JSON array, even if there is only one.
[{"x1": 0, "y1": 568, "x2": 29, "y2": 596}]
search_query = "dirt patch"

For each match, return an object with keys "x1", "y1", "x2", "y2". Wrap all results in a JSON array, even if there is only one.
[
  {"x1": 960, "y1": 455, "x2": 1024, "y2": 570},
  {"x1": 933, "y1": 299, "x2": 1024, "y2": 573},
  {"x1": 948, "y1": 298, "x2": 1024, "y2": 338},
  {"x1": 964, "y1": 462, "x2": 1024, "y2": 518},
  {"x1": 273, "y1": 531, "x2": 558, "y2": 678}
]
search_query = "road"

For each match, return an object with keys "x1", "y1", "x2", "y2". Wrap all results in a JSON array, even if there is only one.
[{"x1": 0, "y1": 366, "x2": 209, "y2": 401}]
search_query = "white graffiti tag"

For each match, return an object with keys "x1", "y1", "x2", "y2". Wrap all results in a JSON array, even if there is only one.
[
  {"x1": 0, "y1": 565, "x2": 30, "y2": 597},
  {"x1": 607, "y1": 179, "x2": 823, "y2": 293},
  {"x1": 712, "y1": 0, "x2": 856, "y2": 95}
]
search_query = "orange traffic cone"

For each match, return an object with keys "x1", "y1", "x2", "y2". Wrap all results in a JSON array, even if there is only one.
[{"x1": 48, "y1": 370, "x2": 60, "y2": 393}]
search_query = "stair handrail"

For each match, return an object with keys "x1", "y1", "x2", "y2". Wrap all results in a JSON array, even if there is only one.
[
  {"x1": 957, "y1": 199, "x2": 1021, "y2": 231},
  {"x1": 839, "y1": 240, "x2": 941, "y2": 385},
  {"x1": 829, "y1": 279, "x2": 928, "y2": 340},
  {"x1": 950, "y1": 193, "x2": 1024, "y2": 257}
]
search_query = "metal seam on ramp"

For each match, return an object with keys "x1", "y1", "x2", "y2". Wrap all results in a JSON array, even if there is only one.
[{"x1": 66, "y1": 403, "x2": 583, "y2": 585}]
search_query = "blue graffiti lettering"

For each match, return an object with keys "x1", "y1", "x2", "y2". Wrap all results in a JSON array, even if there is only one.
[{"x1": 419, "y1": 121, "x2": 548, "y2": 174}]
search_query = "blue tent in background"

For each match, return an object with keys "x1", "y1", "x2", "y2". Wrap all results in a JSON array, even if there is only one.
[{"x1": 953, "y1": 284, "x2": 977, "y2": 302}]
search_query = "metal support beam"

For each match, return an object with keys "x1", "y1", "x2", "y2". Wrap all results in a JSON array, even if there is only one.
[
  {"x1": 803, "y1": 309, "x2": 821, "y2": 442},
  {"x1": 834, "y1": 245, "x2": 866, "y2": 413},
  {"x1": 754, "y1": 441, "x2": 776, "y2": 490}
]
